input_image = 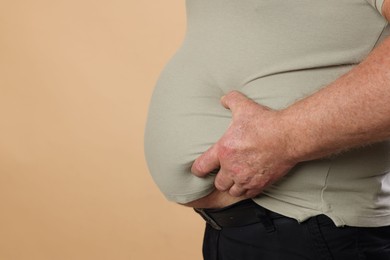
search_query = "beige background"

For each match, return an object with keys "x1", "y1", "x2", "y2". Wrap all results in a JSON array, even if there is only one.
[{"x1": 0, "y1": 1, "x2": 205, "y2": 259}]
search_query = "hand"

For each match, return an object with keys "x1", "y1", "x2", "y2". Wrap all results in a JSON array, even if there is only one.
[{"x1": 191, "y1": 91, "x2": 297, "y2": 198}]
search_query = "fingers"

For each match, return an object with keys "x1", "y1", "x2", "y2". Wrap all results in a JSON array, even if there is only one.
[
  {"x1": 192, "y1": 91, "x2": 254, "y2": 178},
  {"x1": 221, "y1": 91, "x2": 270, "y2": 118},
  {"x1": 214, "y1": 170, "x2": 234, "y2": 191},
  {"x1": 215, "y1": 171, "x2": 247, "y2": 197},
  {"x1": 191, "y1": 144, "x2": 220, "y2": 177},
  {"x1": 245, "y1": 189, "x2": 262, "y2": 198},
  {"x1": 229, "y1": 184, "x2": 246, "y2": 197},
  {"x1": 192, "y1": 149, "x2": 250, "y2": 197}
]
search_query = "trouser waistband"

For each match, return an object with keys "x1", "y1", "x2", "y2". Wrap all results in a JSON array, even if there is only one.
[{"x1": 194, "y1": 199, "x2": 284, "y2": 231}]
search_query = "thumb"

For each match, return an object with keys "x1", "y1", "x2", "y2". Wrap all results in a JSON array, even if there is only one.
[
  {"x1": 191, "y1": 144, "x2": 220, "y2": 177},
  {"x1": 221, "y1": 91, "x2": 253, "y2": 113}
]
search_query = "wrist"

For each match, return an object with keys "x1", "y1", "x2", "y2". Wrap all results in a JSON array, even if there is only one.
[{"x1": 276, "y1": 108, "x2": 312, "y2": 164}]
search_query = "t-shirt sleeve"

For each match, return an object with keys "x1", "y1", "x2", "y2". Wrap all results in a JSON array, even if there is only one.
[{"x1": 366, "y1": 0, "x2": 385, "y2": 16}]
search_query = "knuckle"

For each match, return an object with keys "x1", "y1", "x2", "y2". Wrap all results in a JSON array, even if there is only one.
[
  {"x1": 215, "y1": 178, "x2": 227, "y2": 191},
  {"x1": 246, "y1": 177, "x2": 264, "y2": 189},
  {"x1": 229, "y1": 188, "x2": 240, "y2": 197},
  {"x1": 236, "y1": 173, "x2": 262, "y2": 190},
  {"x1": 245, "y1": 182, "x2": 261, "y2": 190},
  {"x1": 246, "y1": 189, "x2": 261, "y2": 198},
  {"x1": 218, "y1": 140, "x2": 236, "y2": 159},
  {"x1": 235, "y1": 173, "x2": 251, "y2": 186}
]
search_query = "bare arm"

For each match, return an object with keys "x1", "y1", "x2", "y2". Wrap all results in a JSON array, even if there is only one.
[
  {"x1": 191, "y1": 1, "x2": 390, "y2": 198},
  {"x1": 283, "y1": 19, "x2": 390, "y2": 161}
]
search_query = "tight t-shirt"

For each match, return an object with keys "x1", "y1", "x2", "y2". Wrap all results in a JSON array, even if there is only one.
[{"x1": 144, "y1": 0, "x2": 390, "y2": 227}]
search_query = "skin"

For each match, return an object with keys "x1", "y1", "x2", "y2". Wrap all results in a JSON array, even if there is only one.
[{"x1": 184, "y1": 0, "x2": 390, "y2": 209}]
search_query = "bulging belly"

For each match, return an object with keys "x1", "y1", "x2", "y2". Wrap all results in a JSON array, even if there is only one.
[
  {"x1": 144, "y1": 53, "x2": 350, "y2": 204},
  {"x1": 144, "y1": 0, "x2": 389, "y2": 204}
]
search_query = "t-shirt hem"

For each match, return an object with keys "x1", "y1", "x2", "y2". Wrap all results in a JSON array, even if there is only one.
[
  {"x1": 253, "y1": 197, "x2": 390, "y2": 227},
  {"x1": 164, "y1": 187, "x2": 215, "y2": 204}
]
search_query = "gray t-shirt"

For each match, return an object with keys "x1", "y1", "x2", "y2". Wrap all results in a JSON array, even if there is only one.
[{"x1": 145, "y1": 0, "x2": 390, "y2": 227}]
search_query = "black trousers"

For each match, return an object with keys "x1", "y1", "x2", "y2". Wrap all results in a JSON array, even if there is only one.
[{"x1": 199, "y1": 200, "x2": 390, "y2": 260}]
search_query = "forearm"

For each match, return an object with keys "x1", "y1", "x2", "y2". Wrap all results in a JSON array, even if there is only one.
[{"x1": 282, "y1": 36, "x2": 390, "y2": 162}]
